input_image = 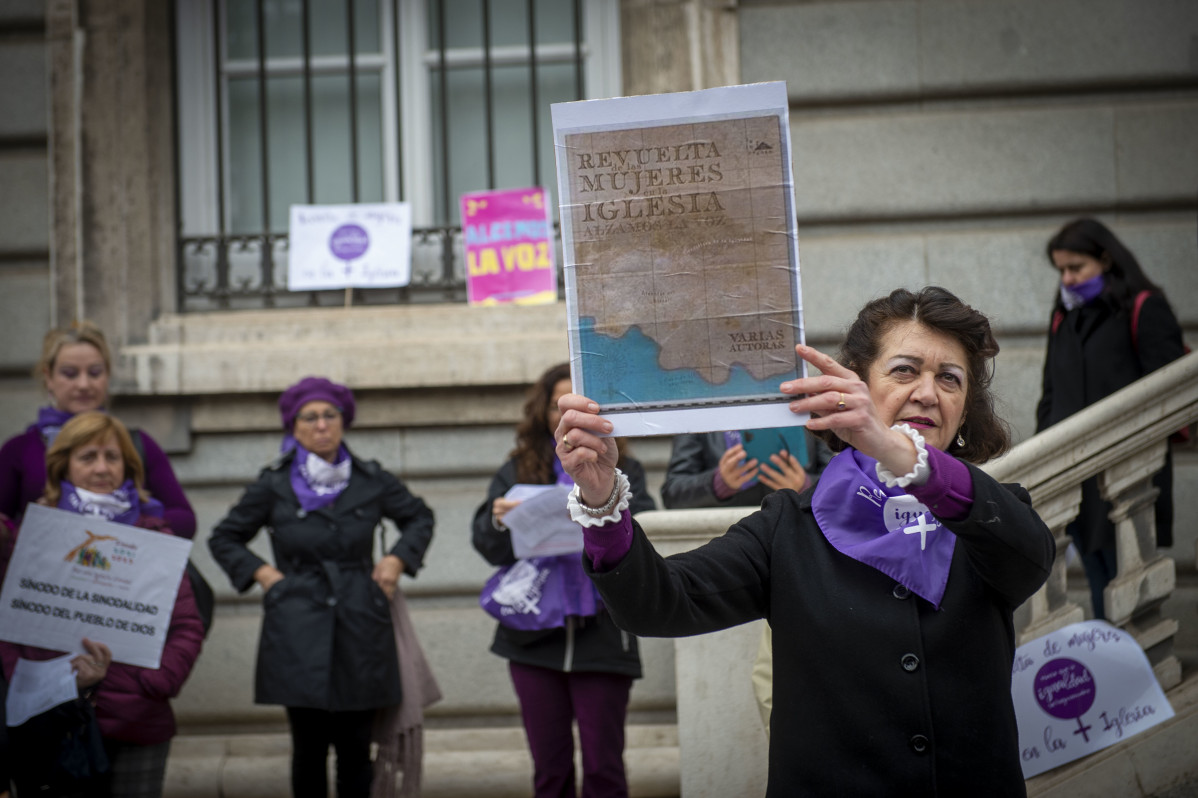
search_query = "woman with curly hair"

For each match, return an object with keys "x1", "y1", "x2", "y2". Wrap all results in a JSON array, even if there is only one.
[{"x1": 471, "y1": 363, "x2": 656, "y2": 798}]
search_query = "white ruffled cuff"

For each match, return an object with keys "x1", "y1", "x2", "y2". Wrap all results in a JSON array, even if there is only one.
[
  {"x1": 875, "y1": 423, "x2": 931, "y2": 488},
  {"x1": 568, "y1": 469, "x2": 632, "y2": 527}
]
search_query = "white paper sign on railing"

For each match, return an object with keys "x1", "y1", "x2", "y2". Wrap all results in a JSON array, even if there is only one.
[
  {"x1": 288, "y1": 203, "x2": 412, "y2": 290},
  {"x1": 1012, "y1": 620, "x2": 1174, "y2": 778},
  {"x1": 0, "y1": 505, "x2": 191, "y2": 669}
]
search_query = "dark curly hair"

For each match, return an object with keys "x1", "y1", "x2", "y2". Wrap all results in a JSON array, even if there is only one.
[
  {"x1": 511, "y1": 362, "x2": 628, "y2": 483},
  {"x1": 820, "y1": 286, "x2": 1011, "y2": 464}
]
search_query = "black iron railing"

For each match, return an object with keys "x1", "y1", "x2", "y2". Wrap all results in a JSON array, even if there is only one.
[
  {"x1": 178, "y1": 224, "x2": 567, "y2": 310},
  {"x1": 176, "y1": 0, "x2": 584, "y2": 312}
]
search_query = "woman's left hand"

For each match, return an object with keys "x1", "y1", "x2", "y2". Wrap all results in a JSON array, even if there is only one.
[
  {"x1": 781, "y1": 344, "x2": 919, "y2": 477},
  {"x1": 757, "y1": 452, "x2": 807, "y2": 492},
  {"x1": 372, "y1": 554, "x2": 404, "y2": 600}
]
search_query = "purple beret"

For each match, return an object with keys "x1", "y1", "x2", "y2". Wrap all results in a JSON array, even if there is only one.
[{"x1": 278, "y1": 377, "x2": 356, "y2": 430}]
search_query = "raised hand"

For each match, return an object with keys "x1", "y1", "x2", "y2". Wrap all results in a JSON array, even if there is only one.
[
  {"x1": 780, "y1": 344, "x2": 918, "y2": 478},
  {"x1": 554, "y1": 393, "x2": 619, "y2": 506}
]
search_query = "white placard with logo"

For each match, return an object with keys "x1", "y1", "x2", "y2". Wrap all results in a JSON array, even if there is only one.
[
  {"x1": 1011, "y1": 620, "x2": 1174, "y2": 778},
  {"x1": 288, "y1": 202, "x2": 412, "y2": 290},
  {"x1": 0, "y1": 505, "x2": 192, "y2": 669}
]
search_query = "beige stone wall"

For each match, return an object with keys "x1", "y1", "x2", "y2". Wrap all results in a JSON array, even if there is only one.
[{"x1": 0, "y1": 3, "x2": 52, "y2": 426}]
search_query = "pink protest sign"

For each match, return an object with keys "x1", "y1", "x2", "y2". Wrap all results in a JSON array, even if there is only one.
[{"x1": 460, "y1": 187, "x2": 557, "y2": 306}]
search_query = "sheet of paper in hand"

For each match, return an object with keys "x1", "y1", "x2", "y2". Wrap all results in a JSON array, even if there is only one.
[
  {"x1": 502, "y1": 484, "x2": 580, "y2": 559},
  {"x1": 0, "y1": 505, "x2": 192, "y2": 669},
  {"x1": 552, "y1": 81, "x2": 807, "y2": 437},
  {"x1": 5, "y1": 654, "x2": 77, "y2": 727},
  {"x1": 1011, "y1": 620, "x2": 1174, "y2": 778}
]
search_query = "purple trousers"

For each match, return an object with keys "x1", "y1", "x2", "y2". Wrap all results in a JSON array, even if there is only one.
[{"x1": 509, "y1": 661, "x2": 634, "y2": 798}]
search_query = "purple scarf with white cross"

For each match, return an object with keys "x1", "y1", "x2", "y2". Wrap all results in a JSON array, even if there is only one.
[{"x1": 811, "y1": 449, "x2": 957, "y2": 608}]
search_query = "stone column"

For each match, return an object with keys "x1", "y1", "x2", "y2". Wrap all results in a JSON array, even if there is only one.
[
  {"x1": 46, "y1": 0, "x2": 176, "y2": 354},
  {"x1": 640, "y1": 507, "x2": 769, "y2": 798},
  {"x1": 620, "y1": 0, "x2": 740, "y2": 96},
  {"x1": 1099, "y1": 440, "x2": 1180, "y2": 689},
  {"x1": 1016, "y1": 487, "x2": 1085, "y2": 645}
]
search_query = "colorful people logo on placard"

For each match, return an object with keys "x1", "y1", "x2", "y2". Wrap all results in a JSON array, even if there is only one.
[{"x1": 64, "y1": 530, "x2": 117, "y2": 571}]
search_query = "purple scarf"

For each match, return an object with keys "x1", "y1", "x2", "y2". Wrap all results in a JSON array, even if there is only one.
[
  {"x1": 1060, "y1": 273, "x2": 1105, "y2": 311},
  {"x1": 289, "y1": 443, "x2": 352, "y2": 512},
  {"x1": 811, "y1": 449, "x2": 956, "y2": 608},
  {"x1": 550, "y1": 453, "x2": 601, "y2": 613},
  {"x1": 479, "y1": 455, "x2": 600, "y2": 630},
  {"x1": 479, "y1": 551, "x2": 602, "y2": 631},
  {"x1": 58, "y1": 479, "x2": 163, "y2": 525},
  {"x1": 36, "y1": 406, "x2": 76, "y2": 447}
]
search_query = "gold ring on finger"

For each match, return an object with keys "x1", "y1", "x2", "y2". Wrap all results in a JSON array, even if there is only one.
[{"x1": 836, "y1": 393, "x2": 847, "y2": 412}]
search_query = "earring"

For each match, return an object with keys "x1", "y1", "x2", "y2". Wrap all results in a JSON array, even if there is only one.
[{"x1": 956, "y1": 431, "x2": 965, "y2": 448}]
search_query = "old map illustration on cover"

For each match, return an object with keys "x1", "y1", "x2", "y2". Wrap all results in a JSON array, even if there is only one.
[{"x1": 552, "y1": 82, "x2": 806, "y2": 436}]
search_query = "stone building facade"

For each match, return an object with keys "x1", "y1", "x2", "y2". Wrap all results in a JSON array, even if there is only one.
[{"x1": 1, "y1": 0, "x2": 1195, "y2": 735}]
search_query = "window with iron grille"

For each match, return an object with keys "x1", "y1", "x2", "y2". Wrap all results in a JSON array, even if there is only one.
[{"x1": 175, "y1": 0, "x2": 619, "y2": 310}]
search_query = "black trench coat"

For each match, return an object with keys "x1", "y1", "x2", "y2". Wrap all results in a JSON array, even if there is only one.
[{"x1": 209, "y1": 448, "x2": 434, "y2": 711}]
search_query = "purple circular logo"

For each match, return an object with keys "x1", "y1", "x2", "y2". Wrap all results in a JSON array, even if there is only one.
[
  {"x1": 329, "y1": 224, "x2": 370, "y2": 261},
  {"x1": 1034, "y1": 658, "x2": 1096, "y2": 719}
]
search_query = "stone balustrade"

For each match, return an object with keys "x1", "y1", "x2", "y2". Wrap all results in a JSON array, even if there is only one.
[{"x1": 988, "y1": 350, "x2": 1198, "y2": 687}]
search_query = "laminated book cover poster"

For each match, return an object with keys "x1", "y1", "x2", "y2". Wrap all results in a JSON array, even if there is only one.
[{"x1": 551, "y1": 81, "x2": 807, "y2": 437}]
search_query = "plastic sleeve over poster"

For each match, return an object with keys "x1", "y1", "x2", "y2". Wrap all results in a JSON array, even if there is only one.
[{"x1": 551, "y1": 81, "x2": 807, "y2": 438}]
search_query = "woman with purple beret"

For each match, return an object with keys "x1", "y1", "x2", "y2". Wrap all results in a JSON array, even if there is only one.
[{"x1": 209, "y1": 376, "x2": 435, "y2": 798}]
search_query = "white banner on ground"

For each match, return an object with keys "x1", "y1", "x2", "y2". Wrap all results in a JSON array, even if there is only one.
[
  {"x1": 0, "y1": 505, "x2": 191, "y2": 669},
  {"x1": 1011, "y1": 620, "x2": 1174, "y2": 778}
]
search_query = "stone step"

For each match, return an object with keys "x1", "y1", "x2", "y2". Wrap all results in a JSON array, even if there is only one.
[{"x1": 164, "y1": 723, "x2": 680, "y2": 798}]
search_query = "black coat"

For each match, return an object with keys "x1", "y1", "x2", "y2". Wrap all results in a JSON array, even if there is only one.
[
  {"x1": 1036, "y1": 292, "x2": 1185, "y2": 549},
  {"x1": 209, "y1": 448, "x2": 434, "y2": 711},
  {"x1": 586, "y1": 461, "x2": 1054, "y2": 797},
  {"x1": 471, "y1": 456, "x2": 655, "y2": 677},
  {"x1": 660, "y1": 430, "x2": 834, "y2": 509}
]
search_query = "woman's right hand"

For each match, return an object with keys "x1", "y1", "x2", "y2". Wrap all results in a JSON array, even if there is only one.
[
  {"x1": 782, "y1": 344, "x2": 919, "y2": 479},
  {"x1": 491, "y1": 497, "x2": 521, "y2": 529},
  {"x1": 254, "y1": 563, "x2": 285, "y2": 593},
  {"x1": 717, "y1": 444, "x2": 758, "y2": 490},
  {"x1": 72, "y1": 638, "x2": 112, "y2": 689},
  {"x1": 554, "y1": 393, "x2": 618, "y2": 507}
]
